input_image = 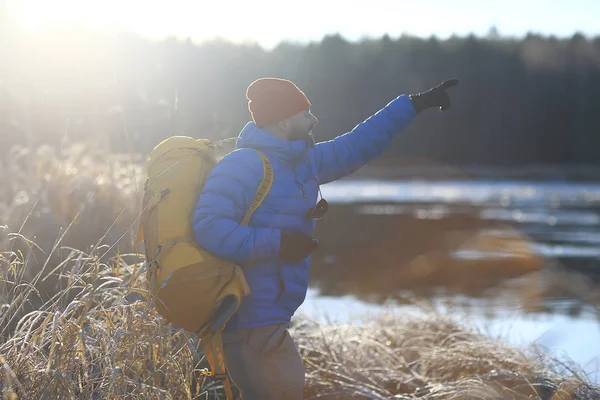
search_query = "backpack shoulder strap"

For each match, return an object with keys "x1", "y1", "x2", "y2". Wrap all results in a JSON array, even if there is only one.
[
  {"x1": 240, "y1": 150, "x2": 273, "y2": 226},
  {"x1": 201, "y1": 330, "x2": 234, "y2": 399}
]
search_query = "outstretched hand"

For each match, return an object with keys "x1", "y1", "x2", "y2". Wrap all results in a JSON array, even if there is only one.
[{"x1": 409, "y1": 78, "x2": 460, "y2": 113}]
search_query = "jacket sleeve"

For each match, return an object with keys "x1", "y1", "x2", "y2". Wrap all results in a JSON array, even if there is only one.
[
  {"x1": 192, "y1": 149, "x2": 281, "y2": 265},
  {"x1": 310, "y1": 94, "x2": 416, "y2": 185}
]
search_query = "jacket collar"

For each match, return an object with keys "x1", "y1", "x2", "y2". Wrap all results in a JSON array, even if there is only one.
[{"x1": 236, "y1": 122, "x2": 311, "y2": 164}]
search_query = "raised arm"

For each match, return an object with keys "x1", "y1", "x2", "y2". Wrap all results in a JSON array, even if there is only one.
[
  {"x1": 310, "y1": 95, "x2": 416, "y2": 184},
  {"x1": 310, "y1": 79, "x2": 459, "y2": 184}
]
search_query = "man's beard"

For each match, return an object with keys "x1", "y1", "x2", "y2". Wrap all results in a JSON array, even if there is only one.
[
  {"x1": 287, "y1": 123, "x2": 315, "y2": 142},
  {"x1": 287, "y1": 129, "x2": 310, "y2": 141}
]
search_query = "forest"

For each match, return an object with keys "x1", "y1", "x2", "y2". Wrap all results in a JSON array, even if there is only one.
[{"x1": 2, "y1": 26, "x2": 600, "y2": 167}]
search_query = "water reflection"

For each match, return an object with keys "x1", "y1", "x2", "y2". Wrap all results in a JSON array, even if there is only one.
[
  {"x1": 302, "y1": 178, "x2": 600, "y2": 381},
  {"x1": 310, "y1": 179, "x2": 600, "y2": 316}
]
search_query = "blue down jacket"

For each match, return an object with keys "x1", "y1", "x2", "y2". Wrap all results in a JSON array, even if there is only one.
[{"x1": 192, "y1": 94, "x2": 416, "y2": 330}]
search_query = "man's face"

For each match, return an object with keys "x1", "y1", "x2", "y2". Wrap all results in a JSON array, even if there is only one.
[{"x1": 282, "y1": 109, "x2": 318, "y2": 142}]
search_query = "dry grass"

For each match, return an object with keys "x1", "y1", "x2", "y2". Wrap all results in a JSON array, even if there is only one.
[
  {"x1": 1, "y1": 144, "x2": 599, "y2": 399},
  {"x1": 0, "y1": 143, "x2": 142, "y2": 256},
  {"x1": 2, "y1": 248, "x2": 598, "y2": 399},
  {"x1": 0, "y1": 143, "x2": 142, "y2": 319},
  {"x1": 294, "y1": 311, "x2": 599, "y2": 399},
  {"x1": 0, "y1": 246, "x2": 218, "y2": 399}
]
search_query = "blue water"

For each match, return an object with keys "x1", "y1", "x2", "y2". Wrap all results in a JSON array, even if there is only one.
[
  {"x1": 320, "y1": 180, "x2": 600, "y2": 206},
  {"x1": 300, "y1": 178, "x2": 600, "y2": 384},
  {"x1": 321, "y1": 179, "x2": 600, "y2": 263}
]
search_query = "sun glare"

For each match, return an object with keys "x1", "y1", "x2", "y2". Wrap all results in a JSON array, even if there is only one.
[
  {"x1": 6, "y1": 0, "x2": 600, "y2": 50},
  {"x1": 7, "y1": 0, "x2": 299, "y2": 50},
  {"x1": 4, "y1": 0, "x2": 464, "y2": 50},
  {"x1": 9, "y1": 0, "x2": 144, "y2": 35}
]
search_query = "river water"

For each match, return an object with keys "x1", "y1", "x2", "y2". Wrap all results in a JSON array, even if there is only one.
[{"x1": 298, "y1": 177, "x2": 600, "y2": 383}]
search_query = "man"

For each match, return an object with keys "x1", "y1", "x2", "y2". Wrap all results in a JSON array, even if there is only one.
[{"x1": 192, "y1": 77, "x2": 458, "y2": 399}]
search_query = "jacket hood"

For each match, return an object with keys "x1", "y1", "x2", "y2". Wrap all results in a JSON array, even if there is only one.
[{"x1": 236, "y1": 122, "x2": 311, "y2": 163}]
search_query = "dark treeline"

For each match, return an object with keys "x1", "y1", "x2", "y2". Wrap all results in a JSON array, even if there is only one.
[{"x1": 1, "y1": 27, "x2": 600, "y2": 166}]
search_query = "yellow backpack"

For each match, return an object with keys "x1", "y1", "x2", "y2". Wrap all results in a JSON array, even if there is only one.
[{"x1": 137, "y1": 136, "x2": 273, "y2": 399}]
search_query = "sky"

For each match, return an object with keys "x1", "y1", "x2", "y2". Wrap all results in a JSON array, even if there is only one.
[{"x1": 4, "y1": 0, "x2": 600, "y2": 49}]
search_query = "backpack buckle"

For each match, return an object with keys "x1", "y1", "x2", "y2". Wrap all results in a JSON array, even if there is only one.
[
  {"x1": 214, "y1": 373, "x2": 228, "y2": 380},
  {"x1": 200, "y1": 369, "x2": 228, "y2": 381}
]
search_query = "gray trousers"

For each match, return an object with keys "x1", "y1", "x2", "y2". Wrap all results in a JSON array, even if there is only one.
[{"x1": 221, "y1": 323, "x2": 305, "y2": 400}]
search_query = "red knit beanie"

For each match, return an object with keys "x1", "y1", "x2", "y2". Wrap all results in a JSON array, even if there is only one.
[{"x1": 246, "y1": 78, "x2": 311, "y2": 127}]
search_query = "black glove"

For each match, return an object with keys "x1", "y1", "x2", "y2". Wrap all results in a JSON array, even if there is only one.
[
  {"x1": 409, "y1": 79, "x2": 459, "y2": 113},
  {"x1": 279, "y1": 232, "x2": 318, "y2": 262}
]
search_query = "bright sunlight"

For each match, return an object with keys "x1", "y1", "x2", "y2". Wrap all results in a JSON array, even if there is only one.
[
  {"x1": 7, "y1": 0, "x2": 260, "y2": 41},
  {"x1": 7, "y1": 0, "x2": 323, "y2": 50},
  {"x1": 8, "y1": 0, "x2": 600, "y2": 49},
  {"x1": 5, "y1": 0, "x2": 470, "y2": 49}
]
